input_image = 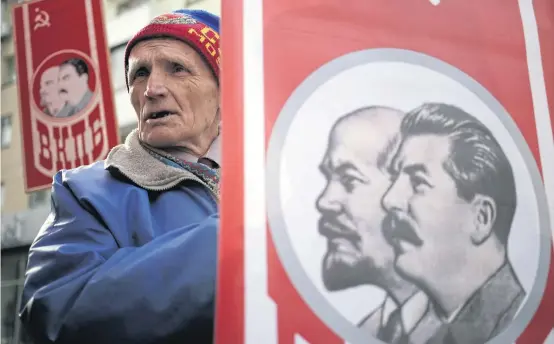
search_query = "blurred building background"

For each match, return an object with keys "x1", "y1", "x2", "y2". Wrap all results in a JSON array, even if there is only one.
[{"x1": 0, "y1": 0, "x2": 220, "y2": 342}]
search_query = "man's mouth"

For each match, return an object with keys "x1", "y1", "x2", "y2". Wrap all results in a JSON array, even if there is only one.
[
  {"x1": 382, "y1": 211, "x2": 423, "y2": 250},
  {"x1": 146, "y1": 111, "x2": 173, "y2": 121},
  {"x1": 329, "y1": 237, "x2": 358, "y2": 252},
  {"x1": 318, "y1": 217, "x2": 360, "y2": 250}
]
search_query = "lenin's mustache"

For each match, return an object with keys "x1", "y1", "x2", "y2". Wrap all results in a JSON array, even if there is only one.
[{"x1": 318, "y1": 217, "x2": 360, "y2": 243}]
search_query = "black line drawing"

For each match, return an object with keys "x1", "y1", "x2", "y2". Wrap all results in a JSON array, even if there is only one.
[{"x1": 316, "y1": 102, "x2": 524, "y2": 344}]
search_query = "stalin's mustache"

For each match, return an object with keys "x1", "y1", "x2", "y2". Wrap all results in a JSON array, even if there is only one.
[{"x1": 382, "y1": 210, "x2": 423, "y2": 247}]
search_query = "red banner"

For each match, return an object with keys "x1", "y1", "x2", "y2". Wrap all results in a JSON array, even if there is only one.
[
  {"x1": 217, "y1": 0, "x2": 554, "y2": 343},
  {"x1": 12, "y1": 0, "x2": 119, "y2": 192}
]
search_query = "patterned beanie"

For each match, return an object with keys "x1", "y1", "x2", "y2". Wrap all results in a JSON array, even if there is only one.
[{"x1": 124, "y1": 9, "x2": 220, "y2": 90}]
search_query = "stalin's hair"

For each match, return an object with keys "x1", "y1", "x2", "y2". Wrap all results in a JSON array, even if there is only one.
[
  {"x1": 399, "y1": 103, "x2": 517, "y2": 245},
  {"x1": 61, "y1": 58, "x2": 89, "y2": 76}
]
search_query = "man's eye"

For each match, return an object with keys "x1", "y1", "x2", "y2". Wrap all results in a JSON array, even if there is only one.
[
  {"x1": 132, "y1": 68, "x2": 148, "y2": 81},
  {"x1": 410, "y1": 175, "x2": 430, "y2": 193},
  {"x1": 172, "y1": 63, "x2": 188, "y2": 73},
  {"x1": 339, "y1": 175, "x2": 359, "y2": 192}
]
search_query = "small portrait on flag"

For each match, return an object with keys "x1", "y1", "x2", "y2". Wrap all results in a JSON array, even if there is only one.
[
  {"x1": 265, "y1": 49, "x2": 551, "y2": 344},
  {"x1": 34, "y1": 52, "x2": 96, "y2": 119}
]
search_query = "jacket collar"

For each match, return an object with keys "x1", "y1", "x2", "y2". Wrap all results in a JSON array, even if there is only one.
[{"x1": 104, "y1": 129, "x2": 216, "y2": 197}]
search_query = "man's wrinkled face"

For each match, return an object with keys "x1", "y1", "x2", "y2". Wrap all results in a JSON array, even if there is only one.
[
  {"x1": 316, "y1": 117, "x2": 400, "y2": 291},
  {"x1": 381, "y1": 134, "x2": 474, "y2": 287},
  {"x1": 59, "y1": 64, "x2": 87, "y2": 105},
  {"x1": 127, "y1": 38, "x2": 220, "y2": 150},
  {"x1": 39, "y1": 67, "x2": 61, "y2": 105}
]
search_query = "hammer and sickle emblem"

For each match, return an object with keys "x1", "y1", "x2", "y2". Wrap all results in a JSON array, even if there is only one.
[{"x1": 33, "y1": 8, "x2": 51, "y2": 31}]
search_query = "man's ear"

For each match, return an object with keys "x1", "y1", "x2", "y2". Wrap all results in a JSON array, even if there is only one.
[{"x1": 470, "y1": 194, "x2": 497, "y2": 245}]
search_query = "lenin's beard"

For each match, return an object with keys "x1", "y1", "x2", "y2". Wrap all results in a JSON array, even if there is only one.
[
  {"x1": 322, "y1": 248, "x2": 371, "y2": 291},
  {"x1": 320, "y1": 218, "x2": 371, "y2": 291}
]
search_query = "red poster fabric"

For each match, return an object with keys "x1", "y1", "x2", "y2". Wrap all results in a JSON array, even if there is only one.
[
  {"x1": 535, "y1": 0, "x2": 554, "y2": 135},
  {"x1": 518, "y1": 1, "x2": 554, "y2": 341},
  {"x1": 217, "y1": 0, "x2": 554, "y2": 343},
  {"x1": 214, "y1": 0, "x2": 245, "y2": 343},
  {"x1": 12, "y1": 0, "x2": 119, "y2": 192}
]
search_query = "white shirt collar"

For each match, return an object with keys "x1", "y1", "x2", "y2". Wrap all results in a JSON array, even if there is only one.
[
  {"x1": 202, "y1": 134, "x2": 221, "y2": 167},
  {"x1": 381, "y1": 291, "x2": 430, "y2": 334},
  {"x1": 437, "y1": 303, "x2": 464, "y2": 324},
  {"x1": 178, "y1": 134, "x2": 221, "y2": 168}
]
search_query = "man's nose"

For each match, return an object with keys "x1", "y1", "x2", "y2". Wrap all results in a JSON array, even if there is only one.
[
  {"x1": 144, "y1": 70, "x2": 168, "y2": 99},
  {"x1": 316, "y1": 183, "x2": 342, "y2": 214},
  {"x1": 381, "y1": 179, "x2": 406, "y2": 212}
]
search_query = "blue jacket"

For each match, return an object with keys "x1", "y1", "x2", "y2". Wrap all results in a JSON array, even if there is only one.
[{"x1": 19, "y1": 130, "x2": 219, "y2": 344}]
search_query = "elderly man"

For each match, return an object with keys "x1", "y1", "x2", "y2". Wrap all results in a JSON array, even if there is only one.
[
  {"x1": 316, "y1": 106, "x2": 441, "y2": 344},
  {"x1": 382, "y1": 103, "x2": 524, "y2": 343},
  {"x1": 19, "y1": 9, "x2": 221, "y2": 344}
]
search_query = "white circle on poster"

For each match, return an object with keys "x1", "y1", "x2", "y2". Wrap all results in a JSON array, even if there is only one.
[{"x1": 266, "y1": 50, "x2": 549, "y2": 344}]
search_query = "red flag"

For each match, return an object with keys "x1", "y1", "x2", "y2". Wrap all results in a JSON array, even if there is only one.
[
  {"x1": 216, "y1": 0, "x2": 554, "y2": 343},
  {"x1": 12, "y1": 0, "x2": 119, "y2": 192}
]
